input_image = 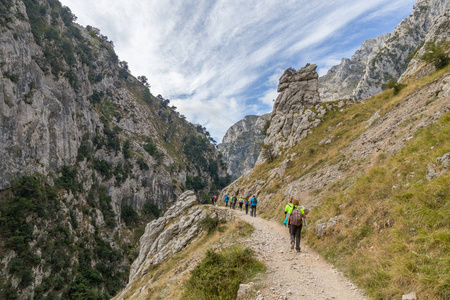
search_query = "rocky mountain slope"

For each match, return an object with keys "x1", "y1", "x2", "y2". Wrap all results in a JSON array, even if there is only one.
[
  {"x1": 217, "y1": 114, "x2": 270, "y2": 180},
  {"x1": 318, "y1": 0, "x2": 449, "y2": 102},
  {"x1": 220, "y1": 49, "x2": 449, "y2": 300},
  {"x1": 0, "y1": 0, "x2": 228, "y2": 298},
  {"x1": 319, "y1": 34, "x2": 390, "y2": 102},
  {"x1": 114, "y1": 191, "x2": 236, "y2": 299}
]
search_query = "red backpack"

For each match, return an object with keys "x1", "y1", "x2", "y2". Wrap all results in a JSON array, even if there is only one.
[{"x1": 290, "y1": 208, "x2": 303, "y2": 226}]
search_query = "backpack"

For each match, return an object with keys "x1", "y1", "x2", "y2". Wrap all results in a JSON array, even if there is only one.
[
  {"x1": 290, "y1": 208, "x2": 303, "y2": 226},
  {"x1": 251, "y1": 197, "x2": 257, "y2": 206}
]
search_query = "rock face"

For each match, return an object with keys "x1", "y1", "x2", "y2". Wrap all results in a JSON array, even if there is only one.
[
  {"x1": 0, "y1": 0, "x2": 229, "y2": 297},
  {"x1": 218, "y1": 114, "x2": 270, "y2": 180},
  {"x1": 319, "y1": 34, "x2": 390, "y2": 102},
  {"x1": 319, "y1": 0, "x2": 449, "y2": 102},
  {"x1": 354, "y1": 0, "x2": 449, "y2": 100},
  {"x1": 399, "y1": 12, "x2": 450, "y2": 82},
  {"x1": 116, "y1": 191, "x2": 235, "y2": 299},
  {"x1": 260, "y1": 64, "x2": 323, "y2": 159}
]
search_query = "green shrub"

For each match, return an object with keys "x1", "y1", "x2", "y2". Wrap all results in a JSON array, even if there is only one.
[
  {"x1": 55, "y1": 165, "x2": 80, "y2": 193},
  {"x1": 143, "y1": 203, "x2": 161, "y2": 218},
  {"x1": 92, "y1": 159, "x2": 113, "y2": 179},
  {"x1": 136, "y1": 157, "x2": 149, "y2": 170},
  {"x1": 183, "y1": 246, "x2": 265, "y2": 299},
  {"x1": 420, "y1": 41, "x2": 450, "y2": 69},
  {"x1": 199, "y1": 215, "x2": 225, "y2": 234},
  {"x1": 121, "y1": 205, "x2": 138, "y2": 226},
  {"x1": 382, "y1": 79, "x2": 406, "y2": 95}
]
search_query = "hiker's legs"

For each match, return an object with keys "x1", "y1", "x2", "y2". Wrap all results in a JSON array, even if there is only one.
[
  {"x1": 290, "y1": 226, "x2": 295, "y2": 244},
  {"x1": 251, "y1": 206, "x2": 256, "y2": 217},
  {"x1": 293, "y1": 224, "x2": 302, "y2": 251},
  {"x1": 245, "y1": 205, "x2": 248, "y2": 214}
]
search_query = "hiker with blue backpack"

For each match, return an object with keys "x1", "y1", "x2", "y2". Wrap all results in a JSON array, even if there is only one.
[
  {"x1": 245, "y1": 198, "x2": 249, "y2": 214},
  {"x1": 224, "y1": 195, "x2": 229, "y2": 207},
  {"x1": 287, "y1": 199, "x2": 308, "y2": 252},
  {"x1": 250, "y1": 195, "x2": 257, "y2": 217}
]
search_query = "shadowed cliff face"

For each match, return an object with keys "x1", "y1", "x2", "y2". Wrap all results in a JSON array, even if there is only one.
[{"x1": 0, "y1": 0, "x2": 228, "y2": 298}]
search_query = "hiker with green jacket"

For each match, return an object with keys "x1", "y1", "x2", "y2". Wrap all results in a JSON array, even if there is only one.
[{"x1": 288, "y1": 199, "x2": 306, "y2": 252}]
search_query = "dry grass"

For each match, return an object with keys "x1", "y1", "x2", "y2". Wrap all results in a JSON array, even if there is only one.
[
  {"x1": 115, "y1": 217, "x2": 258, "y2": 300},
  {"x1": 231, "y1": 66, "x2": 450, "y2": 299},
  {"x1": 307, "y1": 111, "x2": 450, "y2": 299}
]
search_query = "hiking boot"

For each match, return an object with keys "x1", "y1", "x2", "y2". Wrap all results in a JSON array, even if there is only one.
[
  {"x1": 296, "y1": 248, "x2": 301, "y2": 253},
  {"x1": 291, "y1": 242, "x2": 294, "y2": 250}
]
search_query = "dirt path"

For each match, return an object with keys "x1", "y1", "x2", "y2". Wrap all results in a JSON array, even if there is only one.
[{"x1": 232, "y1": 208, "x2": 367, "y2": 300}]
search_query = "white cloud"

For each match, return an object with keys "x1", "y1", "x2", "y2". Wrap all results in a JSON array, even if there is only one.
[{"x1": 60, "y1": 0, "x2": 416, "y2": 141}]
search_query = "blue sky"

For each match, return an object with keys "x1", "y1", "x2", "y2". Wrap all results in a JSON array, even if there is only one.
[{"x1": 59, "y1": 0, "x2": 417, "y2": 143}]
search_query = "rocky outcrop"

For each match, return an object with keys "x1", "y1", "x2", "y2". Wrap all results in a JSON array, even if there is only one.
[
  {"x1": 353, "y1": 0, "x2": 449, "y2": 100},
  {"x1": 218, "y1": 114, "x2": 270, "y2": 180},
  {"x1": 260, "y1": 64, "x2": 323, "y2": 159},
  {"x1": 116, "y1": 191, "x2": 235, "y2": 299},
  {"x1": 319, "y1": 34, "x2": 390, "y2": 102},
  {"x1": 399, "y1": 12, "x2": 450, "y2": 82}
]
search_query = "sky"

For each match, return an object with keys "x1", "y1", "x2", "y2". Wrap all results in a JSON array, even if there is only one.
[{"x1": 59, "y1": 0, "x2": 417, "y2": 143}]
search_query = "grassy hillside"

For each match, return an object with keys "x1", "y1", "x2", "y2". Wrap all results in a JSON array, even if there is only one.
[
  {"x1": 308, "y1": 110, "x2": 449, "y2": 299},
  {"x1": 115, "y1": 213, "x2": 263, "y2": 300},
  {"x1": 225, "y1": 66, "x2": 450, "y2": 299}
]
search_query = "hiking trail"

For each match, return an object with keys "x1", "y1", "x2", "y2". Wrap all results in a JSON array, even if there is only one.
[{"x1": 228, "y1": 208, "x2": 367, "y2": 300}]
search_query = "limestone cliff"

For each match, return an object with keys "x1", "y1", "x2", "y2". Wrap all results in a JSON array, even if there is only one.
[
  {"x1": 217, "y1": 114, "x2": 270, "y2": 180},
  {"x1": 319, "y1": 34, "x2": 390, "y2": 102},
  {"x1": 319, "y1": 0, "x2": 449, "y2": 102},
  {"x1": 0, "y1": 0, "x2": 228, "y2": 298},
  {"x1": 354, "y1": 0, "x2": 449, "y2": 100},
  {"x1": 399, "y1": 11, "x2": 450, "y2": 82}
]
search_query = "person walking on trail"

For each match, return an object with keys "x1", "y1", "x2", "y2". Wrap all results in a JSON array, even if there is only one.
[
  {"x1": 239, "y1": 197, "x2": 243, "y2": 211},
  {"x1": 229, "y1": 196, "x2": 233, "y2": 209},
  {"x1": 211, "y1": 195, "x2": 217, "y2": 206},
  {"x1": 232, "y1": 196, "x2": 237, "y2": 210},
  {"x1": 284, "y1": 198, "x2": 294, "y2": 216},
  {"x1": 224, "y1": 195, "x2": 229, "y2": 207},
  {"x1": 288, "y1": 199, "x2": 306, "y2": 252},
  {"x1": 250, "y1": 195, "x2": 258, "y2": 217},
  {"x1": 284, "y1": 198, "x2": 294, "y2": 231},
  {"x1": 245, "y1": 198, "x2": 249, "y2": 215}
]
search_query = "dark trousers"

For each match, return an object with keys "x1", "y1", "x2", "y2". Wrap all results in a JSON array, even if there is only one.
[
  {"x1": 245, "y1": 205, "x2": 249, "y2": 214},
  {"x1": 290, "y1": 224, "x2": 303, "y2": 251},
  {"x1": 239, "y1": 203, "x2": 243, "y2": 210},
  {"x1": 250, "y1": 206, "x2": 256, "y2": 217},
  {"x1": 225, "y1": 201, "x2": 228, "y2": 207}
]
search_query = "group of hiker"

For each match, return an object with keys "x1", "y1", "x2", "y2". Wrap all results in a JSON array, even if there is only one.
[
  {"x1": 222, "y1": 195, "x2": 258, "y2": 216},
  {"x1": 210, "y1": 193, "x2": 308, "y2": 252}
]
